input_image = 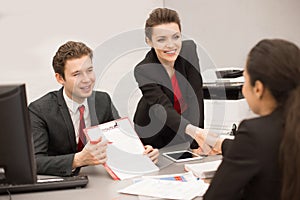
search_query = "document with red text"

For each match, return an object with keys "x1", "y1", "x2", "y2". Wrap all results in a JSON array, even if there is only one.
[{"x1": 118, "y1": 177, "x2": 209, "y2": 199}]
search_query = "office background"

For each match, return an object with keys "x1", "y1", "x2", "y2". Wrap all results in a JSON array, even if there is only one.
[{"x1": 0, "y1": 0, "x2": 299, "y2": 118}]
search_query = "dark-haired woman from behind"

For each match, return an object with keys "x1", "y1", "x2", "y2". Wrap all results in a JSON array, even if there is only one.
[{"x1": 189, "y1": 39, "x2": 300, "y2": 200}]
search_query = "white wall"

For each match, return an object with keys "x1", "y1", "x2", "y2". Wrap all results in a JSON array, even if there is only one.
[
  {"x1": 1, "y1": 0, "x2": 299, "y2": 119},
  {"x1": 0, "y1": 0, "x2": 162, "y2": 103},
  {"x1": 165, "y1": 0, "x2": 300, "y2": 68},
  {"x1": 163, "y1": 0, "x2": 300, "y2": 130}
]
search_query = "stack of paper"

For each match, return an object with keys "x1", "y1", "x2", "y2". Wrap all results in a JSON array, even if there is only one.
[
  {"x1": 184, "y1": 160, "x2": 222, "y2": 179},
  {"x1": 118, "y1": 172, "x2": 209, "y2": 199}
]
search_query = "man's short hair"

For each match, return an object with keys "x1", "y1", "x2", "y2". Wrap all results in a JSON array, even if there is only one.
[{"x1": 52, "y1": 41, "x2": 93, "y2": 79}]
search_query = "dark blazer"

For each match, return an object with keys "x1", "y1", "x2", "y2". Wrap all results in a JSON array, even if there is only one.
[
  {"x1": 204, "y1": 108, "x2": 283, "y2": 200},
  {"x1": 28, "y1": 88, "x2": 119, "y2": 176},
  {"x1": 133, "y1": 40, "x2": 204, "y2": 149}
]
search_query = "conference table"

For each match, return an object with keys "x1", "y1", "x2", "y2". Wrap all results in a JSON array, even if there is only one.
[{"x1": 3, "y1": 143, "x2": 222, "y2": 200}]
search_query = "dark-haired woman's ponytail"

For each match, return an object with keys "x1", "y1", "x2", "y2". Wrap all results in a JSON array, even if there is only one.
[{"x1": 280, "y1": 85, "x2": 300, "y2": 200}]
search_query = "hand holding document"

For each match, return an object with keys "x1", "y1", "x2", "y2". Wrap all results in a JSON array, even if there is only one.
[{"x1": 84, "y1": 118, "x2": 159, "y2": 180}]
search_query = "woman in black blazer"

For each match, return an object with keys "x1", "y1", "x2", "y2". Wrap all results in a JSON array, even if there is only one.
[
  {"x1": 133, "y1": 8, "x2": 204, "y2": 149},
  {"x1": 191, "y1": 39, "x2": 300, "y2": 200}
]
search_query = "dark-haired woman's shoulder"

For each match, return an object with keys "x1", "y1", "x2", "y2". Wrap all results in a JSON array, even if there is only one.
[{"x1": 225, "y1": 108, "x2": 283, "y2": 155}]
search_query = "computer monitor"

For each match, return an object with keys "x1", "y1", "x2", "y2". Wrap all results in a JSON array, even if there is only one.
[{"x1": 0, "y1": 84, "x2": 36, "y2": 185}]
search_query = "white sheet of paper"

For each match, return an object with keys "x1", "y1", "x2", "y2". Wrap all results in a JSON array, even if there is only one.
[
  {"x1": 133, "y1": 172, "x2": 199, "y2": 200},
  {"x1": 185, "y1": 160, "x2": 222, "y2": 178},
  {"x1": 140, "y1": 171, "x2": 197, "y2": 182},
  {"x1": 105, "y1": 128, "x2": 144, "y2": 154},
  {"x1": 119, "y1": 178, "x2": 209, "y2": 200},
  {"x1": 86, "y1": 126, "x2": 104, "y2": 141},
  {"x1": 86, "y1": 123, "x2": 144, "y2": 154}
]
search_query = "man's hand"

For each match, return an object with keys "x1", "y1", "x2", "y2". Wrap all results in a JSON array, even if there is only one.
[
  {"x1": 143, "y1": 145, "x2": 159, "y2": 164},
  {"x1": 72, "y1": 137, "x2": 108, "y2": 168}
]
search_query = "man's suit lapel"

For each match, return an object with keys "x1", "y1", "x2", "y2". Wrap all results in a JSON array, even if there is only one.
[{"x1": 57, "y1": 88, "x2": 77, "y2": 152}]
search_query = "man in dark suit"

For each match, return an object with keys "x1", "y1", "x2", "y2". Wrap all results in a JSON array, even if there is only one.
[{"x1": 29, "y1": 41, "x2": 158, "y2": 176}]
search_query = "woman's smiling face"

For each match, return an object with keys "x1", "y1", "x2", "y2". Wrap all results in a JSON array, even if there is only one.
[{"x1": 148, "y1": 22, "x2": 182, "y2": 66}]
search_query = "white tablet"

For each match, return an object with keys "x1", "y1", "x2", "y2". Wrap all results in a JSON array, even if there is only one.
[{"x1": 163, "y1": 150, "x2": 203, "y2": 163}]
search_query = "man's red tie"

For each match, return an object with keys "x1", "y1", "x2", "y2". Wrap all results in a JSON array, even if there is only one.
[{"x1": 77, "y1": 105, "x2": 86, "y2": 152}]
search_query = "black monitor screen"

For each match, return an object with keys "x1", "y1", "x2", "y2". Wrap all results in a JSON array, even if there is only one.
[{"x1": 0, "y1": 84, "x2": 36, "y2": 185}]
